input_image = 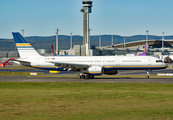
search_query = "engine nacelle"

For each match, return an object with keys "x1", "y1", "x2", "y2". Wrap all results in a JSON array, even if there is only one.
[
  {"x1": 84, "y1": 66, "x2": 103, "y2": 75},
  {"x1": 104, "y1": 70, "x2": 118, "y2": 75}
]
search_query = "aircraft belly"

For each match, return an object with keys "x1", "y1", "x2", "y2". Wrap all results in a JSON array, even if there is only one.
[{"x1": 104, "y1": 65, "x2": 167, "y2": 70}]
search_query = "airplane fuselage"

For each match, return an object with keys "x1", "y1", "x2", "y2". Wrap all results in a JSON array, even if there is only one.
[{"x1": 18, "y1": 56, "x2": 167, "y2": 71}]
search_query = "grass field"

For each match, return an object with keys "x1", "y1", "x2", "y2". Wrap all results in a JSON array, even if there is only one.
[
  {"x1": 0, "y1": 71, "x2": 31, "y2": 76},
  {"x1": 0, "y1": 82, "x2": 173, "y2": 120}
]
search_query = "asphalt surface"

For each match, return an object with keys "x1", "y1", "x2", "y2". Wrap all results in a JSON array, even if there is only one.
[
  {"x1": 0, "y1": 66, "x2": 173, "y2": 83},
  {"x1": 1, "y1": 68, "x2": 173, "y2": 75},
  {"x1": 0, "y1": 76, "x2": 173, "y2": 83}
]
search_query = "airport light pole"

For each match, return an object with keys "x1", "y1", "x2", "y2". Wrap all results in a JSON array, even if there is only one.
[
  {"x1": 99, "y1": 34, "x2": 101, "y2": 48},
  {"x1": 21, "y1": 29, "x2": 24, "y2": 37},
  {"x1": 55, "y1": 28, "x2": 60, "y2": 55},
  {"x1": 146, "y1": 30, "x2": 149, "y2": 52},
  {"x1": 88, "y1": 28, "x2": 92, "y2": 56},
  {"x1": 70, "y1": 32, "x2": 73, "y2": 49},
  {"x1": 124, "y1": 36, "x2": 126, "y2": 48},
  {"x1": 111, "y1": 35, "x2": 113, "y2": 47},
  {"x1": 162, "y1": 31, "x2": 164, "y2": 55}
]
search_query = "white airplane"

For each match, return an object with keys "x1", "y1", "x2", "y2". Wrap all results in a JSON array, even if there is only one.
[
  {"x1": 12, "y1": 32, "x2": 167, "y2": 79},
  {"x1": 158, "y1": 55, "x2": 173, "y2": 63}
]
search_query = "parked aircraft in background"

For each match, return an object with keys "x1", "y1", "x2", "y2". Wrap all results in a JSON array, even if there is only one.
[
  {"x1": 159, "y1": 55, "x2": 173, "y2": 63},
  {"x1": 0, "y1": 58, "x2": 14, "y2": 67},
  {"x1": 126, "y1": 42, "x2": 147, "y2": 56},
  {"x1": 12, "y1": 32, "x2": 167, "y2": 79},
  {"x1": 135, "y1": 42, "x2": 147, "y2": 56},
  {"x1": 51, "y1": 44, "x2": 57, "y2": 56},
  {"x1": 51, "y1": 44, "x2": 75, "y2": 56},
  {"x1": 133, "y1": 42, "x2": 173, "y2": 63}
]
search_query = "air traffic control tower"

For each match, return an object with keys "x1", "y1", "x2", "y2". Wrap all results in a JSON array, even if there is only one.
[{"x1": 80, "y1": 0, "x2": 93, "y2": 45}]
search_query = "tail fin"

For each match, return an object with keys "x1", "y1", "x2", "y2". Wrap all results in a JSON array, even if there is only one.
[
  {"x1": 135, "y1": 42, "x2": 147, "y2": 56},
  {"x1": 51, "y1": 44, "x2": 57, "y2": 56},
  {"x1": 12, "y1": 32, "x2": 41, "y2": 58}
]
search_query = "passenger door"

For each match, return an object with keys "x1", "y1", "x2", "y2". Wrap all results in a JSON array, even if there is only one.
[
  {"x1": 116, "y1": 59, "x2": 120, "y2": 65},
  {"x1": 147, "y1": 59, "x2": 151, "y2": 65}
]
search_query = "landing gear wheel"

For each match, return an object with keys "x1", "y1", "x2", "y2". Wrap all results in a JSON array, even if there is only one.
[
  {"x1": 81, "y1": 75, "x2": 85, "y2": 79},
  {"x1": 85, "y1": 75, "x2": 90, "y2": 79},
  {"x1": 77, "y1": 75, "x2": 81, "y2": 79},
  {"x1": 90, "y1": 75, "x2": 94, "y2": 79},
  {"x1": 145, "y1": 76, "x2": 149, "y2": 79}
]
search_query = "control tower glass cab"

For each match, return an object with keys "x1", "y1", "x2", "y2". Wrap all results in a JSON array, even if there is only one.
[{"x1": 81, "y1": 1, "x2": 93, "y2": 13}]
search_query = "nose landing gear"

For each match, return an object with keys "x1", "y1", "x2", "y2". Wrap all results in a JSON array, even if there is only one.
[{"x1": 146, "y1": 70, "x2": 151, "y2": 79}]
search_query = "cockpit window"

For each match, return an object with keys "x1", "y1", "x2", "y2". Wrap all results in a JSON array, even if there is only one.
[{"x1": 156, "y1": 60, "x2": 163, "y2": 63}]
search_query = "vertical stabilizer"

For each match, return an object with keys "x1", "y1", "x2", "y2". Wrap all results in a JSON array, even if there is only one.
[
  {"x1": 12, "y1": 32, "x2": 41, "y2": 58},
  {"x1": 51, "y1": 44, "x2": 57, "y2": 56},
  {"x1": 136, "y1": 42, "x2": 147, "y2": 56}
]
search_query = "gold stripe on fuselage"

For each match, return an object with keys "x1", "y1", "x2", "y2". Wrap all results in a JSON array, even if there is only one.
[
  {"x1": 89, "y1": 72, "x2": 101, "y2": 73},
  {"x1": 16, "y1": 43, "x2": 31, "y2": 46}
]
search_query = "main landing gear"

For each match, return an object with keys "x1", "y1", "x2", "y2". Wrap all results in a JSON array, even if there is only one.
[
  {"x1": 145, "y1": 70, "x2": 151, "y2": 79},
  {"x1": 77, "y1": 74, "x2": 94, "y2": 79}
]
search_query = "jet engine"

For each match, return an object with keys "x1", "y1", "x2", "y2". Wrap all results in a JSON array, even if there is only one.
[{"x1": 84, "y1": 66, "x2": 103, "y2": 75}]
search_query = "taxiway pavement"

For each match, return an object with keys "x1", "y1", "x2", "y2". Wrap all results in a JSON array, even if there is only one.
[
  {"x1": 0, "y1": 76, "x2": 173, "y2": 83},
  {"x1": 0, "y1": 67, "x2": 173, "y2": 83}
]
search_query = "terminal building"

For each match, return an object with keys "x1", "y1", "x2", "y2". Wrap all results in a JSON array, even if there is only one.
[
  {"x1": 96, "y1": 39, "x2": 173, "y2": 56},
  {"x1": 1, "y1": 39, "x2": 173, "y2": 60},
  {"x1": 39, "y1": 38, "x2": 173, "y2": 57}
]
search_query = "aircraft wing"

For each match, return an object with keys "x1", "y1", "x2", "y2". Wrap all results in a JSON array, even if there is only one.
[
  {"x1": 50, "y1": 61, "x2": 90, "y2": 71},
  {"x1": 11, "y1": 59, "x2": 30, "y2": 63}
]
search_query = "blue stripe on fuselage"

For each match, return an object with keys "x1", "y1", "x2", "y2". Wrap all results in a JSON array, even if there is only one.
[{"x1": 17, "y1": 46, "x2": 33, "y2": 48}]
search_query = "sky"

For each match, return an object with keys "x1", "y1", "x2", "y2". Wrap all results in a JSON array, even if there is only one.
[{"x1": 1, "y1": 0, "x2": 173, "y2": 38}]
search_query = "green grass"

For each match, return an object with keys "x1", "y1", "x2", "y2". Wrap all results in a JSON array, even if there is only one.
[
  {"x1": 0, "y1": 82, "x2": 173, "y2": 120},
  {"x1": 0, "y1": 71, "x2": 30, "y2": 76}
]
